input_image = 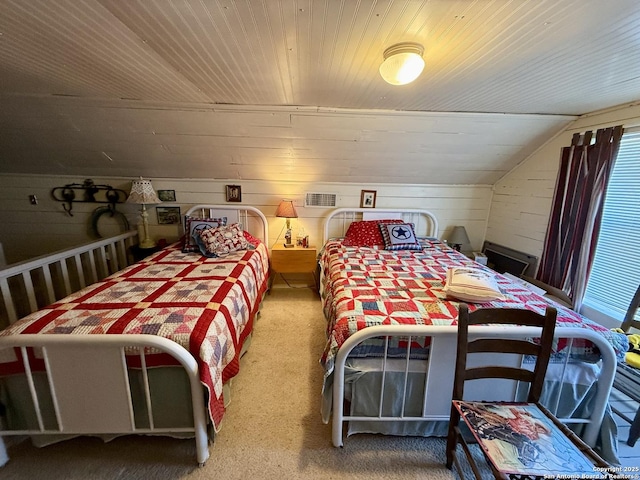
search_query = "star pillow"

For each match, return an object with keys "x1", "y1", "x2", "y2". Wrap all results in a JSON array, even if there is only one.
[{"x1": 379, "y1": 223, "x2": 422, "y2": 251}]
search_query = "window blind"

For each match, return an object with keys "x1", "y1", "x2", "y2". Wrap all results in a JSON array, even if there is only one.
[{"x1": 583, "y1": 130, "x2": 640, "y2": 321}]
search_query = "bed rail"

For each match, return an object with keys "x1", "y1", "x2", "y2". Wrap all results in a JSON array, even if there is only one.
[
  {"x1": 0, "y1": 231, "x2": 139, "y2": 329},
  {"x1": 331, "y1": 325, "x2": 616, "y2": 449},
  {"x1": 0, "y1": 334, "x2": 209, "y2": 466},
  {"x1": 322, "y1": 207, "x2": 439, "y2": 244}
]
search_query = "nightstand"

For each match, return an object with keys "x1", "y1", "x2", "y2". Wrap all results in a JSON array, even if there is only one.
[
  {"x1": 270, "y1": 244, "x2": 318, "y2": 291},
  {"x1": 130, "y1": 244, "x2": 161, "y2": 262}
]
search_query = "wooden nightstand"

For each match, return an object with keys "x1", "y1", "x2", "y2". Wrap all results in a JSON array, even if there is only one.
[
  {"x1": 270, "y1": 244, "x2": 318, "y2": 291},
  {"x1": 130, "y1": 244, "x2": 161, "y2": 262}
]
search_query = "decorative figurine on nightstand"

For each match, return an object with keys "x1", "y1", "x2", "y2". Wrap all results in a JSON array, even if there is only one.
[
  {"x1": 275, "y1": 199, "x2": 298, "y2": 248},
  {"x1": 296, "y1": 227, "x2": 306, "y2": 247}
]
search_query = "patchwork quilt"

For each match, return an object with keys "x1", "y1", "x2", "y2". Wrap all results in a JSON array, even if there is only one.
[
  {"x1": 320, "y1": 239, "x2": 627, "y2": 378},
  {"x1": 0, "y1": 241, "x2": 270, "y2": 430}
]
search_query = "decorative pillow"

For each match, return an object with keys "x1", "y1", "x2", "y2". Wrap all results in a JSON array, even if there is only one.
[
  {"x1": 342, "y1": 219, "x2": 405, "y2": 247},
  {"x1": 379, "y1": 223, "x2": 422, "y2": 251},
  {"x1": 197, "y1": 223, "x2": 249, "y2": 257},
  {"x1": 182, "y1": 216, "x2": 227, "y2": 253},
  {"x1": 243, "y1": 230, "x2": 261, "y2": 248},
  {"x1": 443, "y1": 267, "x2": 505, "y2": 303}
]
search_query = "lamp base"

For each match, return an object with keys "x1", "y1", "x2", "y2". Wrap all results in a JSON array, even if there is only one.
[{"x1": 139, "y1": 238, "x2": 156, "y2": 249}]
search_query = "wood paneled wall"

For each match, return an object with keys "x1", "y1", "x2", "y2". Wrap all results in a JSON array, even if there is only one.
[
  {"x1": 486, "y1": 102, "x2": 640, "y2": 268},
  {"x1": 0, "y1": 174, "x2": 492, "y2": 265}
]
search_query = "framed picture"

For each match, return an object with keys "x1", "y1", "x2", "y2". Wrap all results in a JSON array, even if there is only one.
[
  {"x1": 360, "y1": 190, "x2": 377, "y2": 208},
  {"x1": 156, "y1": 206, "x2": 181, "y2": 225},
  {"x1": 157, "y1": 189, "x2": 176, "y2": 202},
  {"x1": 226, "y1": 185, "x2": 242, "y2": 202}
]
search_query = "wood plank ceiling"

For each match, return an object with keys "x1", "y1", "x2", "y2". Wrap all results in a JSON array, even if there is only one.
[{"x1": 0, "y1": 0, "x2": 639, "y2": 184}]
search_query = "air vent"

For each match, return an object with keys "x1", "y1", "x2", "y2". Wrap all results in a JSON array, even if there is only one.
[{"x1": 305, "y1": 192, "x2": 337, "y2": 207}]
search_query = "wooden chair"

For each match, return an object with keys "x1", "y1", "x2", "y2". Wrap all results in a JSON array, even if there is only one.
[
  {"x1": 445, "y1": 304, "x2": 611, "y2": 479},
  {"x1": 612, "y1": 285, "x2": 640, "y2": 446}
]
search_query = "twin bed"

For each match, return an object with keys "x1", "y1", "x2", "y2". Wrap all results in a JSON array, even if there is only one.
[
  {"x1": 0, "y1": 204, "x2": 627, "y2": 467},
  {"x1": 0, "y1": 205, "x2": 269, "y2": 466},
  {"x1": 318, "y1": 208, "x2": 627, "y2": 465}
]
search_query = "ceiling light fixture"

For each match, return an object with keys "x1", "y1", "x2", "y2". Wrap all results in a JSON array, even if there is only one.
[{"x1": 379, "y1": 42, "x2": 425, "y2": 86}]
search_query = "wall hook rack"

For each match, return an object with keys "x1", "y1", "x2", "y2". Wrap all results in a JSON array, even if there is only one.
[{"x1": 51, "y1": 179, "x2": 128, "y2": 217}]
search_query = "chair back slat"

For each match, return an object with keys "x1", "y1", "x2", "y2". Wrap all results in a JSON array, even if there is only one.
[{"x1": 468, "y1": 338, "x2": 541, "y2": 356}]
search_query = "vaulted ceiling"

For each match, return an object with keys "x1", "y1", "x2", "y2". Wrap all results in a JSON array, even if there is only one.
[{"x1": 1, "y1": 0, "x2": 639, "y2": 184}]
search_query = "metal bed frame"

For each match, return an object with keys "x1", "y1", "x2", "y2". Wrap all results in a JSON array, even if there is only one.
[
  {"x1": 320, "y1": 207, "x2": 616, "y2": 451},
  {"x1": 0, "y1": 205, "x2": 268, "y2": 467}
]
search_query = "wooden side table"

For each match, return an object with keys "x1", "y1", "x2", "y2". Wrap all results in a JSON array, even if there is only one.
[
  {"x1": 130, "y1": 244, "x2": 161, "y2": 262},
  {"x1": 270, "y1": 244, "x2": 317, "y2": 291}
]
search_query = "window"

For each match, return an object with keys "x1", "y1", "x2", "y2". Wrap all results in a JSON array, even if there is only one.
[{"x1": 582, "y1": 129, "x2": 640, "y2": 325}]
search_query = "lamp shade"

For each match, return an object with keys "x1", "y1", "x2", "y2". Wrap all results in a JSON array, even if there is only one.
[
  {"x1": 449, "y1": 226, "x2": 470, "y2": 248},
  {"x1": 126, "y1": 178, "x2": 161, "y2": 204},
  {"x1": 379, "y1": 42, "x2": 425, "y2": 86},
  {"x1": 275, "y1": 200, "x2": 298, "y2": 219}
]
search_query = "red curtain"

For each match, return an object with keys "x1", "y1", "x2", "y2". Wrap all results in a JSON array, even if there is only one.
[{"x1": 537, "y1": 125, "x2": 623, "y2": 310}]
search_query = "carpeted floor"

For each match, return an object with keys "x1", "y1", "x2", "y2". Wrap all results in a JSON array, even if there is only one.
[{"x1": 2, "y1": 287, "x2": 461, "y2": 480}]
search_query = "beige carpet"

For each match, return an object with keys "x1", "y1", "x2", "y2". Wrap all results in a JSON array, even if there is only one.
[{"x1": 2, "y1": 287, "x2": 457, "y2": 480}]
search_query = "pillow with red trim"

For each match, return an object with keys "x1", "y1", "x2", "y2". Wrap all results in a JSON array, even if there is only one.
[
  {"x1": 443, "y1": 267, "x2": 505, "y2": 303},
  {"x1": 243, "y1": 230, "x2": 262, "y2": 248},
  {"x1": 379, "y1": 223, "x2": 422, "y2": 251},
  {"x1": 182, "y1": 216, "x2": 227, "y2": 253},
  {"x1": 197, "y1": 223, "x2": 249, "y2": 257},
  {"x1": 342, "y1": 219, "x2": 405, "y2": 247}
]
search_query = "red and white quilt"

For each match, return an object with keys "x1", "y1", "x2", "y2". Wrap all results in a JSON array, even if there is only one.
[
  {"x1": 0, "y1": 241, "x2": 270, "y2": 430},
  {"x1": 320, "y1": 239, "x2": 627, "y2": 377}
]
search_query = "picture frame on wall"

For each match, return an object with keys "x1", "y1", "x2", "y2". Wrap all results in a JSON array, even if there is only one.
[
  {"x1": 226, "y1": 185, "x2": 242, "y2": 202},
  {"x1": 360, "y1": 190, "x2": 377, "y2": 208},
  {"x1": 157, "y1": 189, "x2": 176, "y2": 202},
  {"x1": 156, "y1": 206, "x2": 181, "y2": 225}
]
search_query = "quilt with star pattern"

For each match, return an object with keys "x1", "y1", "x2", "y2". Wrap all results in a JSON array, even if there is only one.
[
  {"x1": 320, "y1": 239, "x2": 627, "y2": 379},
  {"x1": 0, "y1": 241, "x2": 269, "y2": 430}
]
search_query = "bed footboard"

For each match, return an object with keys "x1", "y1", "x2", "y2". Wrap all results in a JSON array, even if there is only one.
[
  {"x1": 331, "y1": 325, "x2": 616, "y2": 449},
  {"x1": 0, "y1": 334, "x2": 210, "y2": 466}
]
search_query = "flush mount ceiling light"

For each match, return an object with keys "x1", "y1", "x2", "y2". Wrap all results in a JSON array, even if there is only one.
[{"x1": 379, "y1": 42, "x2": 425, "y2": 86}]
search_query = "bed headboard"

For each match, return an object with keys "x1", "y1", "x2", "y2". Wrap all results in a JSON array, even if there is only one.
[
  {"x1": 322, "y1": 208, "x2": 439, "y2": 245},
  {"x1": 184, "y1": 205, "x2": 269, "y2": 244}
]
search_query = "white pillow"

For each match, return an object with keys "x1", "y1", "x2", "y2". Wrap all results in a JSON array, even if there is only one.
[{"x1": 443, "y1": 267, "x2": 505, "y2": 303}]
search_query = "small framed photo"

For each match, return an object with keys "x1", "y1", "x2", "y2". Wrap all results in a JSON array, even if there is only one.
[
  {"x1": 157, "y1": 189, "x2": 176, "y2": 202},
  {"x1": 360, "y1": 190, "x2": 377, "y2": 208},
  {"x1": 226, "y1": 185, "x2": 242, "y2": 202},
  {"x1": 156, "y1": 206, "x2": 181, "y2": 225}
]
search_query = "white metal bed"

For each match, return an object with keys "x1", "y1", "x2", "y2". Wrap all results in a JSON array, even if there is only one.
[
  {"x1": 319, "y1": 207, "x2": 624, "y2": 464},
  {"x1": 0, "y1": 205, "x2": 269, "y2": 467}
]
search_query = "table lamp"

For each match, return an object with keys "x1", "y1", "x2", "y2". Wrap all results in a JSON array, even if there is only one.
[
  {"x1": 275, "y1": 200, "x2": 298, "y2": 247},
  {"x1": 449, "y1": 226, "x2": 470, "y2": 252},
  {"x1": 127, "y1": 178, "x2": 161, "y2": 249}
]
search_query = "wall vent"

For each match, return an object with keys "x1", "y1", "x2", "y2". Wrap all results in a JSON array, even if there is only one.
[{"x1": 305, "y1": 192, "x2": 337, "y2": 207}]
